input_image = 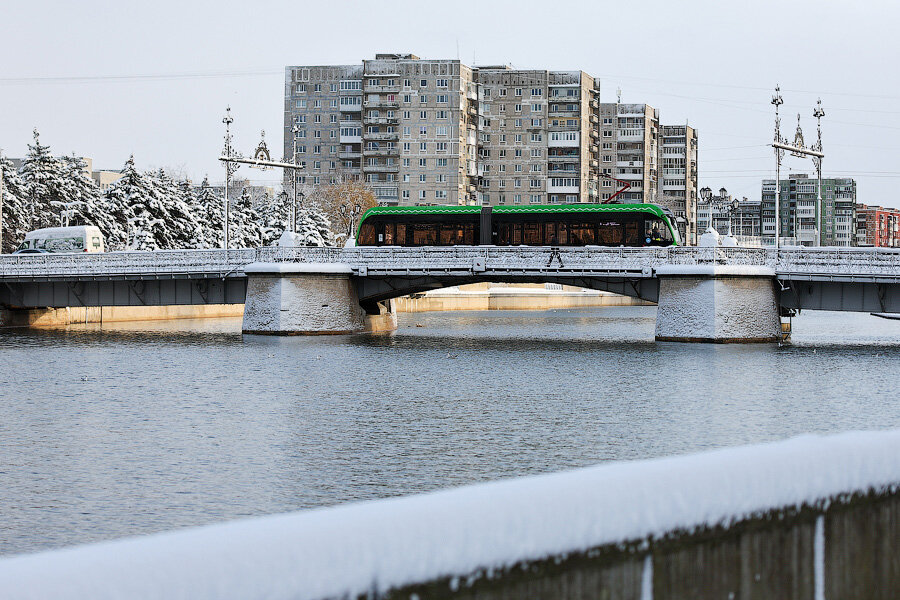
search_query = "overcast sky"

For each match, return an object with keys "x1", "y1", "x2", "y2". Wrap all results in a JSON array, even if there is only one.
[{"x1": 2, "y1": 0, "x2": 898, "y2": 208}]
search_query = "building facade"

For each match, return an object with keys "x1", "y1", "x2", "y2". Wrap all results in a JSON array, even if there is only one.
[
  {"x1": 285, "y1": 55, "x2": 697, "y2": 229},
  {"x1": 856, "y1": 204, "x2": 900, "y2": 247},
  {"x1": 760, "y1": 174, "x2": 857, "y2": 246}
]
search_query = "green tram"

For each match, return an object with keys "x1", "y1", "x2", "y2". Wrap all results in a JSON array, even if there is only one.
[{"x1": 356, "y1": 203, "x2": 680, "y2": 247}]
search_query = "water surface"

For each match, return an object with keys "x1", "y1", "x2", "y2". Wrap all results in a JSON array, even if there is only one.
[{"x1": 1, "y1": 306, "x2": 898, "y2": 556}]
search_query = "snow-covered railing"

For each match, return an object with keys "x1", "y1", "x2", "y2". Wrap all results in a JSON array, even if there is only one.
[
  {"x1": 1, "y1": 246, "x2": 899, "y2": 279},
  {"x1": 0, "y1": 431, "x2": 898, "y2": 600}
]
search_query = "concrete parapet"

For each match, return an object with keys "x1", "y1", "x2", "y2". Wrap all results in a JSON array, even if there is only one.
[
  {"x1": 655, "y1": 266, "x2": 780, "y2": 343},
  {"x1": 241, "y1": 262, "x2": 367, "y2": 335}
]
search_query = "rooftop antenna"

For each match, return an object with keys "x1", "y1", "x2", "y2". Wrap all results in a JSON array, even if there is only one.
[
  {"x1": 616, "y1": 87, "x2": 622, "y2": 103},
  {"x1": 456, "y1": 38, "x2": 460, "y2": 60}
]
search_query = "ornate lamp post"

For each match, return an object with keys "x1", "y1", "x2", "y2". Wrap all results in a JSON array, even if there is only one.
[{"x1": 221, "y1": 107, "x2": 240, "y2": 250}]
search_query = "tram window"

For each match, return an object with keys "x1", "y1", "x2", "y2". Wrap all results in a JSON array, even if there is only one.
[
  {"x1": 523, "y1": 222, "x2": 542, "y2": 245},
  {"x1": 497, "y1": 223, "x2": 512, "y2": 245},
  {"x1": 358, "y1": 223, "x2": 377, "y2": 245},
  {"x1": 544, "y1": 223, "x2": 557, "y2": 245},
  {"x1": 512, "y1": 223, "x2": 523, "y2": 245},
  {"x1": 644, "y1": 219, "x2": 673, "y2": 246},
  {"x1": 570, "y1": 222, "x2": 595, "y2": 245},
  {"x1": 383, "y1": 223, "x2": 395, "y2": 245},
  {"x1": 624, "y1": 221, "x2": 641, "y2": 245},
  {"x1": 412, "y1": 223, "x2": 438, "y2": 245},
  {"x1": 395, "y1": 224, "x2": 407, "y2": 245},
  {"x1": 597, "y1": 221, "x2": 623, "y2": 245}
]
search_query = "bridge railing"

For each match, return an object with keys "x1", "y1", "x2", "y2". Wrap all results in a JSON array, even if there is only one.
[{"x1": 1, "y1": 246, "x2": 899, "y2": 278}]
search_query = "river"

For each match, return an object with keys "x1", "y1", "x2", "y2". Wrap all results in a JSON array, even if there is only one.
[{"x1": 1, "y1": 306, "x2": 899, "y2": 556}]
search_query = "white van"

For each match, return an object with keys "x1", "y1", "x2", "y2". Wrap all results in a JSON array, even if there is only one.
[{"x1": 17, "y1": 226, "x2": 105, "y2": 253}]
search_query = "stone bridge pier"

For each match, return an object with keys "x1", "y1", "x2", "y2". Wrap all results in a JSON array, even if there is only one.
[
  {"x1": 654, "y1": 266, "x2": 781, "y2": 343},
  {"x1": 241, "y1": 263, "x2": 396, "y2": 335}
]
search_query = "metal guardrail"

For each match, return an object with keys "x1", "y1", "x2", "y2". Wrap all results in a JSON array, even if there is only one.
[{"x1": 1, "y1": 246, "x2": 899, "y2": 278}]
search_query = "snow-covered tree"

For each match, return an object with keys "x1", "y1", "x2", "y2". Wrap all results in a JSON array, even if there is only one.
[
  {"x1": 193, "y1": 176, "x2": 224, "y2": 248},
  {"x1": 101, "y1": 156, "x2": 201, "y2": 251},
  {"x1": 19, "y1": 129, "x2": 65, "y2": 231},
  {"x1": 0, "y1": 155, "x2": 28, "y2": 253},
  {"x1": 228, "y1": 186, "x2": 263, "y2": 248}
]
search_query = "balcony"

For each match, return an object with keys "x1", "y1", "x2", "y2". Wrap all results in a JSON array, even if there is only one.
[
  {"x1": 617, "y1": 160, "x2": 644, "y2": 168},
  {"x1": 548, "y1": 183, "x2": 580, "y2": 193},
  {"x1": 339, "y1": 119, "x2": 362, "y2": 127},
  {"x1": 366, "y1": 132, "x2": 399, "y2": 141},
  {"x1": 363, "y1": 100, "x2": 399, "y2": 109},
  {"x1": 363, "y1": 116, "x2": 399, "y2": 125},
  {"x1": 364, "y1": 84, "x2": 400, "y2": 93},
  {"x1": 373, "y1": 186, "x2": 398, "y2": 201},
  {"x1": 339, "y1": 134, "x2": 362, "y2": 144},
  {"x1": 362, "y1": 148, "x2": 396, "y2": 156},
  {"x1": 548, "y1": 154, "x2": 579, "y2": 161},
  {"x1": 338, "y1": 151, "x2": 362, "y2": 159},
  {"x1": 364, "y1": 164, "x2": 400, "y2": 173}
]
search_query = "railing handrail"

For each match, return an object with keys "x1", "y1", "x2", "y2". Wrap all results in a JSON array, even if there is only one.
[{"x1": 0, "y1": 246, "x2": 899, "y2": 278}]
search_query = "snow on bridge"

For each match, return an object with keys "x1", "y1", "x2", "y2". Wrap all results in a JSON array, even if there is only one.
[{"x1": 0, "y1": 246, "x2": 898, "y2": 280}]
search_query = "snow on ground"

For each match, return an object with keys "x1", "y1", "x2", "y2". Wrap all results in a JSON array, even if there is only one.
[{"x1": 1, "y1": 430, "x2": 898, "y2": 600}]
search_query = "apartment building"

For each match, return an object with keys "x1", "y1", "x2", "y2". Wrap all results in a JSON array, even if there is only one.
[
  {"x1": 596, "y1": 104, "x2": 699, "y2": 243},
  {"x1": 856, "y1": 204, "x2": 900, "y2": 247},
  {"x1": 284, "y1": 55, "x2": 695, "y2": 225},
  {"x1": 659, "y1": 125, "x2": 698, "y2": 244},
  {"x1": 476, "y1": 68, "x2": 600, "y2": 205},
  {"x1": 761, "y1": 174, "x2": 857, "y2": 246}
]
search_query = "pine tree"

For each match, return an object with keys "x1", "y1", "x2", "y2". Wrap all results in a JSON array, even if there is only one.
[
  {"x1": 194, "y1": 176, "x2": 225, "y2": 248},
  {"x1": 228, "y1": 186, "x2": 263, "y2": 248},
  {"x1": 20, "y1": 129, "x2": 65, "y2": 231},
  {"x1": 0, "y1": 155, "x2": 28, "y2": 253},
  {"x1": 54, "y1": 155, "x2": 119, "y2": 238}
]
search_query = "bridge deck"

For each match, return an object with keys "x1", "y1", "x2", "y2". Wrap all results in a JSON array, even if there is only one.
[{"x1": 1, "y1": 247, "x2": 898, "y2": 311}]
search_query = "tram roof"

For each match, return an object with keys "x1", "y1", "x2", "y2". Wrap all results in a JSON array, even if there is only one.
[{"x1": 360, "y1": 203, "x2": 670, "y2": 221}]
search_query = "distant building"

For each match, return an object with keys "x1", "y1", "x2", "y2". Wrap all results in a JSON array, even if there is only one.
[
  {"x1": 91, "y1": 169, "x2": 123, "y2": 191},
  {"x1": 284, "y1": 54, "x2": 698, "y2": 232},
  {"x1": 856, "y1": 204, "x2": 900, "y2": 247},
  {"x1": 761, "y1": 174, "x2": 856, "y2": 246}
]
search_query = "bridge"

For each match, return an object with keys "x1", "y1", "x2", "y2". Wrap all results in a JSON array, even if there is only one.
[{"x1": 1, "y1": 246, "x2": 899, "y2": 341}]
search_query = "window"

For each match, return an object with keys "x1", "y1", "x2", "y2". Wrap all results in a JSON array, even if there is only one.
[
  {"x1": 514, "y1": 118, "x2": 522, "y2": 128},
  {"x1": 515, "y1": 88, "x2": 522, "y2": 96},
  {"x1": 314, "y1": 130, "x2": 321, "y2": 138},
  {"x1": 437, "y1": 78, "x2": 448, "y2": 87},
  {"x1": 296, "y1": 84, "x2": 306, "y2": 93},
  {"x1": 499, "y1": 149, "x2": 507, "y2": 158},
  {"x1": 403, "y1": 142, "x2": 411, "y2": 152},
  {"x1": 603, "y1": 130, "x2": 613, "y2": 137},
  {"x1": 296, "y1": 115, "x2": 306, "y2": 123},
  {"x1": 314, "y1": 160, "x2": 321, "y2": 169},
  {"x1": 420, "y1": 110, "x2": 428, "y2": 119},
  {"x1": 314, "y1": 100, "x2": 321, "y2": 108},
  {"x1": 420, "y1": 126, "x2": 427, "y2": 136},
  {"x1": 420, "y1": 142, "x2": 427, "y2": 151},
  {"x1": 436, "y1": 110, "x2": 449, "y2": 119},
  {"x1": 436, "y1": 158, "x2": 448, "y2": 167},
  {"x1": 402, "y1": 190, "x2": 410, "y2": 199},
  {"x1": 404, "y1": 79, "x2": 411, "y2": 87},
  {"x1": 531, "y1": 103, "x2": 541, "y2": 112},
  {"x1": 403, "y1": 126, "x2": 411, "y2": 137},
  {"x1": 437, "y1": 94, "x2": 448, "y2": 103},
  {"x1": 314, "y1": 114, "x2": 321, "y2": 123},
  {"x1": 420, "y1": 79, "x2": 427, "y2": 87},
  {"x1": 403, "y1": 94, "x2": 412, "y2": 103},
  {"x1": 314, "y1": 83, "x2": 321, "y2": 92},
  {"x1": 330, "y1": 83, "x2": 338, "y2": 92},
  {"x1": 514, "y1": 178, "x2": 522, "y2": 188},
  {"x1": 515, "y1": 104, "x2": 522, "y2": 113},
  {"x1": 436, "y1": 142, "x2": 448, "y2": 152},
  {"x1": 514, "y1": 148, "x2": 522, "y2": 157},
  {"x1": 515, "y1": 164, "x2": 523, "y2": 172},
  {"x1": 602, "y1": 142, "x2": 612, "y2": 150},
  {"x1": 499, "y1": 134, "x2": 506, "y2": 143},
  {"x1": 530, "y1": 133, "x2": 542, "y2": 142},
  {"x1": 420, "y1": 95, "x2": 428, "y2": 103},
  {"x1": 436, "y1": 125, "x2": 448, "y2": 136},
  {"x1": 530, "y1": 194, "x2": 541, "y2": 203},
  {"x1": 531, "y1": 88, "x2": 543, "y2": 97},
  {"x1": 402, "y1": 158, "x2": 410, "y2": 167},
  {"x1": 435, "y1": 190, "x2": 447, "y2": 199},
  {"x1": 330, "y1": 99, "x2": 338, "y2": 108},
  {"x1": 531, "y1": 148, "x2": 541, "y2": 157},
  {"x1": 419, "y1": 158, "x2": 427, "y2": 166},
  {"x1": 340, "y1": 81, "x2": 361, "y2": 91},
  {"x1": 499, "y1": 88, "x2": 507, "y2": 96},
  {"x1": 419, "y1": 174, "x2": 427, "y2": 182},
  {"x1": 531, "y1": 164, "x2": 542, "y2": 172},
  {"x1": 296, "y1": 99, "x2": 307, "y2": 108},
  {"x1": 313, "y1": 145, "x2": 321, "y2": 153},
  {"x1": 330, "y1": 114, "x2": 337, "y2": 123},
  {"x1": 436, "y1": 174, "x2": 446, "y2": 183},
  {"x1": 531, "y1": 118, "x2": 543, "y2": 127},
  {"x1": 514, "y1": 134, "x2": 522, "y2": 143},
  {"x1": 514, "y1": 194, "x2": 521, "y2": 204}
]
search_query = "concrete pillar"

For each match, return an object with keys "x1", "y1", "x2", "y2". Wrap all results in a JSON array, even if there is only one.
[
  {"x1": 242, "y1": 263, "x2": 367, "y2": 335},
  {"x1": 654, "y1": 266, "x2": 780, "y2": 343}
]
